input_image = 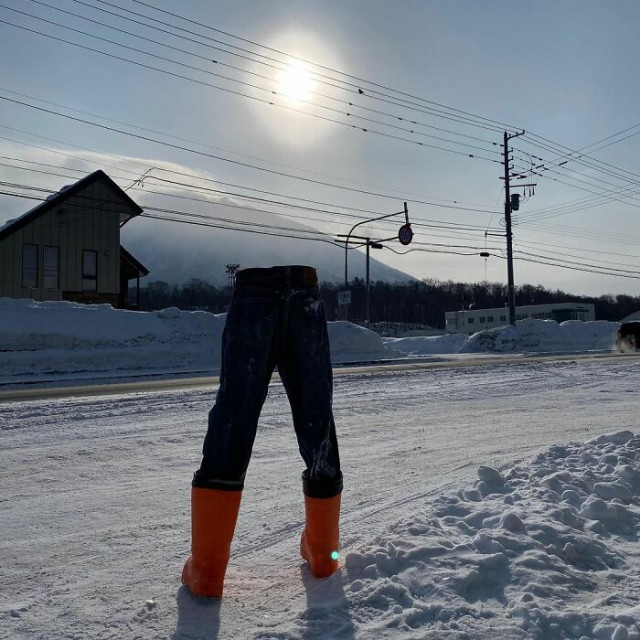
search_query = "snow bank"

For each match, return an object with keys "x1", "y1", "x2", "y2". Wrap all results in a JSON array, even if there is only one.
[
  {"x1": 328, "y1": 320, "x2": 397, "y2": 362},
  {"x1": 384, "y1": 332, "x2": 469, "y2": 355},
  {"x1": 385, "y1": 319, "x2": 619, "y2": 356},
  {"x1": 462, "y1": 319, "x2": 618, "y2": 354},
  {"x1": 341, "y1": 431, "x2": 640, "y2": 639},
  {"x1": 0, "y1": 298, "x2": 390, "y2": 383},
  {"x1": 0, "y1": 298, "x2": 622, "y2": 385},
  {"x1": 0, "y1": 298, "x2": 224, "y2": 382}
]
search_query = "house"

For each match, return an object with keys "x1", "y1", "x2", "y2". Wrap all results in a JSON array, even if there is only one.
[
  {"x1": 0, "y1": 170, "x2": 149, "y2": 309},
  {"x1": 445, "y1": 302, "x2": 596, "y2": 334}
]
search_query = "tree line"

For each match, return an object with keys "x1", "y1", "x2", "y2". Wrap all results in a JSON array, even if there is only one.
[{"x1": 133, "y1": 278, "x2": 639, "y2": 329}]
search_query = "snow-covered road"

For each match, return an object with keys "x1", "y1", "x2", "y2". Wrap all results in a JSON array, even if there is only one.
[{"x1": 1, "y1": 357, "x2": 639, "y2": 639}]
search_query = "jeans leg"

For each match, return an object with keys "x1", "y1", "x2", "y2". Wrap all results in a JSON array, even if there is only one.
[
  {"x1": 196, "y1": 294, "x2": 279, "y2": 490},
  {"x1": 278, "y1": 289, "x2": 343, "y2": 498}
]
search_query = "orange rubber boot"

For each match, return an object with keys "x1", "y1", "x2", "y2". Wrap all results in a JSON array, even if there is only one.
[
  {"x1": 182, "y1": 487, "x2": 242, "y2": 597},
  {"x1": 300, "y1": 493, "x2": 341, "y2": 578}
]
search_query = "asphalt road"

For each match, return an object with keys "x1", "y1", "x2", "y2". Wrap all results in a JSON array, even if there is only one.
[{"x1": 1, "y1": 350, "x2": 637, "y2": 402}]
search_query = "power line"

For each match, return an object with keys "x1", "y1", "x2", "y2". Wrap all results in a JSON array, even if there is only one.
[
  {"x1": 512, "y1": 167, "x2": 640, "y2": 224},
  {"x1": 0, "y1": 155, "x2": 504, "y2": 237},
  {"x1": 517, "y1": 241, "x2": 640, "y2": 270},
  {"x1": 23, "y1": 0, "x2": 503, "y2": 153},
  {"x1": 0, "y1": 184, "x2": 491, "y2": 259},
  {"x1": 0, "y1": 182, "x2": 341, "y2": 241},
  {"x1": 0, "y1": 94, "x2": 503, "y2": 213},
  {"x1": 507, "y1": 254, "x2": 640, "y2": 280},
  {"x1": 6, "y1": 142, "x2": 639, "y2": 263},
  {"x1": 14, "y1": 0, "x2": 640, "y2": 229},
  {"x1": 0, "y1": 102, "x2": 494, "y2": 208},
  {"x1": 508, "y1": 146, "x2": 640, "y2": 220},
  {"x1": 0, "y1": 14, "x2": 502, "y2": 163},
  {"x1": 0, "y1": 173, "x2": 501, "y2": 245},
  {"x1": 85, "y1": 0, "x2": 516, "y2": 135},
  {"x1": 515, "y1": 184, "x2": 640, "y2": 225},
  {"x1": 513, "y1": 249, "x2": 640, "y2": 276},
  {"x1": 4, "y1": 184, "x2": 638, "y2": 280},
  {"x1": 522, "y1": 130, "x2": 640, "y2": 185},
  {"x1": 515, "y1": 220, "x2": 640, "y2": 247}
]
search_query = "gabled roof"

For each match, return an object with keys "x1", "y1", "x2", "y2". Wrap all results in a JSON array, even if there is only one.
[{"x1": 0, "y1": 170, "x2": 143, "y2": 242}]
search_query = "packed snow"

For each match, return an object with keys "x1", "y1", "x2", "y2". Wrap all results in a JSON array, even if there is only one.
[
  {"x1": 343, "y1": 430, "x2": 640, "y2": 639},
  {"x1": 384, "y1": 319, "x2": 619, "y2": 357},
  {"x1": 1, "y1": 297, "x2": 639, "y2": 639},
  {"x1": 0, "y1": 297, "x2": 622, "y2": 386}
]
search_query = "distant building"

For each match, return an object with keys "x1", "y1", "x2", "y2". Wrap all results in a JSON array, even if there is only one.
[
  {"x1": 0, "y1": 170, "x2": 149, "y2": 309},
  {"x1": 445, "y1": 302, "x2": 595, "y2": 334},
  {"x1": 621, "y1": 311, "x2": 640, "y2": 322}
]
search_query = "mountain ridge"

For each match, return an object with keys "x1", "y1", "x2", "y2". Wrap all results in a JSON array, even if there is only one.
[{"x1": 123, "y1": 200, "x2": 416, "y2": 286}]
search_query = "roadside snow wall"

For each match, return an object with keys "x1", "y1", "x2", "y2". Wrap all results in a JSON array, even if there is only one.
[{"x1": 0, "y1": 298, "x2": 391, "y2": 383}]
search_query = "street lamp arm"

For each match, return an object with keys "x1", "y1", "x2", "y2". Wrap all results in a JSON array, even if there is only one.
[{"x1": 343, "y1": 202, "x2": 408, "y2": 285}]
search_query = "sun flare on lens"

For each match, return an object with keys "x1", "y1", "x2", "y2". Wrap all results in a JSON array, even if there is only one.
[{"x1": 276, "y1": 60, "x2": 315, "y2": 104}]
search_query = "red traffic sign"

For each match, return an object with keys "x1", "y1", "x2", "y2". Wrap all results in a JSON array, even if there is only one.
[{"x1": 398, "y1": 223, "x2": 413, "y2": 246}]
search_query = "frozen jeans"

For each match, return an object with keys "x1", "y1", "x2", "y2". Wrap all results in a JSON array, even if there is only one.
[{"x1": 193, "y1": 266, "x2": 343, "y2": 498}]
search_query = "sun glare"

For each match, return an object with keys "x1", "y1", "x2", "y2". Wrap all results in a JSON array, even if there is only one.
[{"x1": 276, "y1": 61, "x2": 315, "y2": 104}]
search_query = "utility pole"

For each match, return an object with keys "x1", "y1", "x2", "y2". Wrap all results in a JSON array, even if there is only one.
[
  {"x1": 335, "y1": 235, "x2": 383, "y2": 323},
  {"x1": 365, "y1": 238, "x2": 383, "y2": 324},
  {"x1": 502, "y1": 130, "x2": 525, "y2": 326}
]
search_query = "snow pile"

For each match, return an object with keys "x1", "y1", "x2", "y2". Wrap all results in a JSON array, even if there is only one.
[
  {"x1": 384, "y1": 332, "x2": 469, "y2": 355},
  {"x1": 327, "y1": 320, "x2": 398, "y2": 361},
  {"x1": 341, "y1": 431, "x2": 640, "y2": 639},
  {"x1": 0, "y1": 298, "x2": 225, "y2": 382},
  {"x1": 385, "y1": 319, "x2": 619, "y2": 356},
  {"x1": 0, "y1": 297, "x2": 622, "y2": 385},
  {"x1": 461, "y1": 319, "x2": 618, "y2": 354},
  {"x1": 0, "y1": 297, "x2": 391, "y2": 383}
]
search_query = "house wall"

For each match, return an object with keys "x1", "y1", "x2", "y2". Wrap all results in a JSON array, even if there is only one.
[{"x1": 0, "y1": 181, "x2": 124, "y2": 303}]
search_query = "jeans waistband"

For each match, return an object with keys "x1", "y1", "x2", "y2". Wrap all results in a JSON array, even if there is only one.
[{"x1": 235, "y1": 265, "x2": 318, "y2": 289}]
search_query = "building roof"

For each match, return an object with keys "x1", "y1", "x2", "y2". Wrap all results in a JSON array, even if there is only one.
[
  {"x1": 121, "y1": 245, "x2": 150, "y2": 279},
  {"x1": 444, "y1": 302, "x2": 595, "y2": 316},
  {"x1": 0, "y1": 170, "x2": 143, "y2": 242}
]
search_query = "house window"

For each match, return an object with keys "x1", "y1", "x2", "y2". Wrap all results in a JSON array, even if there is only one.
[
  {"x1": 22, "y1": 243, "x2": 38, "y2": 288},
  {"x1": 43, "y1": 246, "x2": 60, "y2": 289},
  {"x1": 467, "y1": 317, "x2": 474, "y2": 324},
  {"x1": 487, "y1": 316, "x2": 494, "y2": 322},
  {"x1": 500, "y1": 315, "x2": 506, "y2": 321},
  {"x1": 479, "y1": 317, "x2": 486, "y2": 323},
  {"x1": 82, "y1": 250, "x2": 98, "y2": 291}
]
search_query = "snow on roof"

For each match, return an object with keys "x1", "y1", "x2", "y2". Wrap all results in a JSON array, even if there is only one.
[{"x1": 0, "y1": 170, "x2": 142, "y2": 240}]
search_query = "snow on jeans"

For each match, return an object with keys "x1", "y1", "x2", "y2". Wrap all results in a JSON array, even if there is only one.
[{"x1": 194, "y1": 266, "x2": 343, "y2": 499}]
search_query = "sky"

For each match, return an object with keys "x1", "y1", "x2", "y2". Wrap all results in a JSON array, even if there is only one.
[{"x1": 1, "y1": 0, "x2": 640, "y2": 297}]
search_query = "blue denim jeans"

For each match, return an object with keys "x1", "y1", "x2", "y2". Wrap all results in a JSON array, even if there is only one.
[{"x1": 194, "y1": 266, "x2": 343, "y2": 498}]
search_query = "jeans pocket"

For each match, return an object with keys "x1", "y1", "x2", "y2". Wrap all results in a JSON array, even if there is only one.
[
  {"x1": 226, "y1": 296, "x2": 277, "y2": 347},
  {"x1": 296, "y1": 293, "x2": 329, "y2": 350}
]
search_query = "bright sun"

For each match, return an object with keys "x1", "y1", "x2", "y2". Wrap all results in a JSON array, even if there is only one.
[{"x1": 276, "y1": 61, "x2": 315, "y2": 104}]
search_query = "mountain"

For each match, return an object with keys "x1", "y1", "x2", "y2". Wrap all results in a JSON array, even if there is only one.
[{"x1": 122, "y1": 199, "x2": 415, "y2": 287}]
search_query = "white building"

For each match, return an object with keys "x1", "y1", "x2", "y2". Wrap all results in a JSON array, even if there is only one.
[{"x1": 445, "y1": 302, "x2": 595, "y2": 334}]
